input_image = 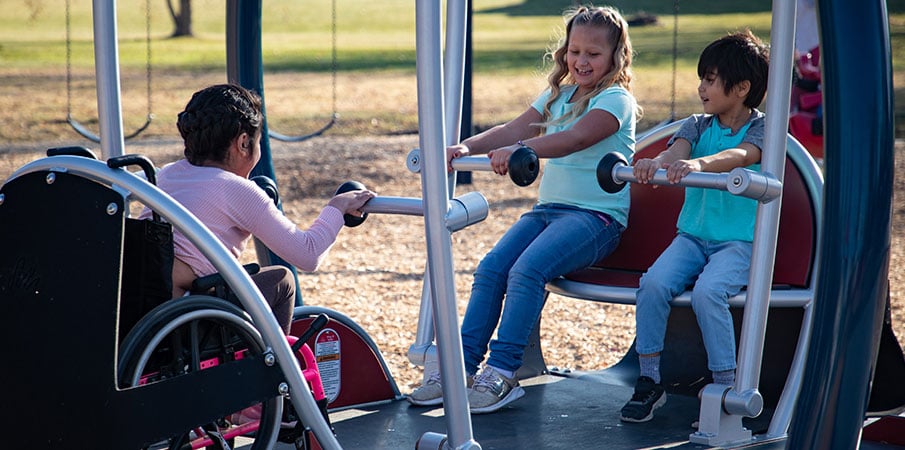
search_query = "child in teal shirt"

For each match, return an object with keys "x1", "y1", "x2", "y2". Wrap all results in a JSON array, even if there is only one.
[{"x1": 621, "y1": 30, "x2": 770, "y2": 423}]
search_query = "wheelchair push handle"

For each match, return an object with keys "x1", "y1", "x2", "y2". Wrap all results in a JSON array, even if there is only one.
[
  {"x1": 107, "y1": 154, "x2": 158, "y2": 186},
  {"x1": 107, "y1": 154, "x2": 165, "y2": 221},
  {"x1": 46, "y1": 146, "x2": 98, "y2": 160}
]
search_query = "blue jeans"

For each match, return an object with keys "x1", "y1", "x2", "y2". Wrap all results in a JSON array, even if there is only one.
[
  {"x1": 635, "y1": 233, "x2": 752, "y2": 372},
  {"x1": 460, "y1": 204, "x2": 624, "y2": 374}
]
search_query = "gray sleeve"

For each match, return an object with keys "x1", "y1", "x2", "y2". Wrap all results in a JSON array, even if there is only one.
[
  {"x1": 667, "y1": 114, "x2": 708, "y2": 146},
  {"x1": 741, "y1": 114, "x2": 766, "y2": 150}
]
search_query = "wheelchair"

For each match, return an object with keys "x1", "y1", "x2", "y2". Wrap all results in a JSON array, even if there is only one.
[
  {"x1": 118, "y1": 263, "x2": 333, "y2": 450},
  {"x1": 0, "y1": 149, "x2": 398, "y2": 449}
]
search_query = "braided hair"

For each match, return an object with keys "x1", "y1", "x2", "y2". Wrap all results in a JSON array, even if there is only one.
[{"x1": 177, "y1": 84, "x2": 263, "y2": 165}]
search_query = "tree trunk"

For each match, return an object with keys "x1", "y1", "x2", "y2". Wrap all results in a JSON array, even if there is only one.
[{"x1": 166, "y1": 0, "x2": 193, "y2": 38}]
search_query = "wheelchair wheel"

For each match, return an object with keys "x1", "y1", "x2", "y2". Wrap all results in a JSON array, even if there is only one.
[{"x1": 118, "y1": 295, "x2": 281, "y2": 450}]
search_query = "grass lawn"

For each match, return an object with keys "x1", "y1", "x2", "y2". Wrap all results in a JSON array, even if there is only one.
[{"x1": 0, "y1": 0, "x2": 903, "y2": 141}]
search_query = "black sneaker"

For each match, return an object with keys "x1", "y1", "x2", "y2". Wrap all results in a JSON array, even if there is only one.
[{"x1": 620, "y1": 376, "x2": 666, "y2": 422}]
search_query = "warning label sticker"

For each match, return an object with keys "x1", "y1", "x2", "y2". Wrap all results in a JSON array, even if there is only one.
[{"x1": 315, "y1": 328, "x2": 341, "y2": 403}]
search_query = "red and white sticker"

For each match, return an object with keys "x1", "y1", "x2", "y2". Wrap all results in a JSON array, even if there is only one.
[{"x1": 315, "y1": 328, "x2": 341, "y2": 403}]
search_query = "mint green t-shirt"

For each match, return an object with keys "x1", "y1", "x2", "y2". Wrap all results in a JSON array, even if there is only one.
[
  {"x1": 672, "y1": 111, "x2": 765, "y2": 242},
  {"x1": 532, "y1": 85, "x2": 636, "y2": 227}
]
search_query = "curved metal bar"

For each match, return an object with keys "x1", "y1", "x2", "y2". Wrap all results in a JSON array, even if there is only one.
[
  {"x1": 268, "y1": 115, "x2": 337, "y2": 143},
  {"x1": 6, "y1": 155, "x2": 343, "y2": 450},
  {"x1": 546, "y1": 278, "x2": 813, "y2": 308},
  {"x1": 764, "y1": 134, "x2": 825, "y2": 440},
  {"x1": 67, "y1": 114, "x2": 153, "y2": 144}
]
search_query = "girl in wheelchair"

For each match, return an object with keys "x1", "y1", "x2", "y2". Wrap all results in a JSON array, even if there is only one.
[{"x1": 141, "y1": 83, "x2": 375, "y2": 332}]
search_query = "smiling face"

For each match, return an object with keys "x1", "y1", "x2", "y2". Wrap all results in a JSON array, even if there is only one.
[{"x1": 566, "y1": 24, "x2": 615, "y2": 98}]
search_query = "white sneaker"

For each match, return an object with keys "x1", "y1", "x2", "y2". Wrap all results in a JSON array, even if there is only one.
[
  {"x1": 467, "y1": 366, "x2": 525, "y2": 414},
  {"x1": 408, "y1": 371, "x2": 444, "y2": 406},
  {"x1": 408, "y1": 371, "x2": 475, "y2": 406}
]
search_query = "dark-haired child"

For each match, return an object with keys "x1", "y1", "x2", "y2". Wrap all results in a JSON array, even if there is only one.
[{"x1": 620, "y1": 30, "x2": 770, "y2": 423}]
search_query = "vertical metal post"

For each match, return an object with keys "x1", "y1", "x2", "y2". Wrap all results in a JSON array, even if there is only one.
[
  {"x1": 691, "y1": 0, "x2": 795, "y2": 445},
  {"x1": 414, "y1": 0, "x2": 479, "y2": 448},
  {"x1": 736, "y1": 0, "x2": 795, "y2": 393},
  {"x1": 408, "y1": 0, "x2": 470, "y2": 382},
  {"x1": 458, "y1": 1, "x2": 474, "y2": 185},
  {"x1": 444, "y1": 0, "x2": 467, "y2": 149},
  {"x1": 92, "y1": 0, "x2": 126, "y2": 158}
]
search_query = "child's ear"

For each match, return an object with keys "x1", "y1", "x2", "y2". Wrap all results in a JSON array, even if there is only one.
[
  {"x1": 237, "y1": 133, "x2": 250, "y2": 152},
  {"x1": 735, "y1": 80, "x2": 752, "y2": 98}
]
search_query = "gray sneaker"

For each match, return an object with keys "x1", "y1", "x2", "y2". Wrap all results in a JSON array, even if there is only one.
[
  {"x1": 467, "y1": 366, "x2": 525, "y2": 414},
  {"x1": 408, "y1": 371, "x2": 444, "y2": 406},
  {"x1": 408, "y1": 371, "x2": 474, "y2": 406}
]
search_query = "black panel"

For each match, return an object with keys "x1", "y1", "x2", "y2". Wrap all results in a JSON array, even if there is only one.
[{"x1": 0, "y1": 171, "x2": 125, "y2": 446}]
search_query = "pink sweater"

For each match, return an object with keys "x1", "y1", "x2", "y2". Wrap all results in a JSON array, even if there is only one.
[{"x1": 142, "y1": 159, "x2": 344, "y2": 277}]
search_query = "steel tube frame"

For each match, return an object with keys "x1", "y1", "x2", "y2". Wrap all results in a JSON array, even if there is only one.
[
  {"x1": 690, "y1": 0, "x2": 795, "y2": 445},
  {"x1": 409, "y1": 0, "x2": 471, "y2": 375},
  {"x1": 414, "y1": 0, "x2": 479, "y2": 447}
]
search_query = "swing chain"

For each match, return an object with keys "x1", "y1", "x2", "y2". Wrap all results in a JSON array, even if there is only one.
[
  {"x1": 65, "y1": 0, "x2": 154, "y2": 143},
  {"x1": 268, "y1": 0, "x2": 339, "y2": 143}
]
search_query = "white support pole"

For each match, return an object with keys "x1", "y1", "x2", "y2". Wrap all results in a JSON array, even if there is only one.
[{"x1": 92, "y1": 0, "x2": 126, "y2": 158}]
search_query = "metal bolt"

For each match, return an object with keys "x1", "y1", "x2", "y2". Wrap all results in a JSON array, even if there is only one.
[
  {"x1": 106, "y1": 203, "x2": 118, "y2": 215},
  {"x1": 278, "y1": 382, "x2": 290, "y2": 395},
  {"x1": 406, "y1": 148, "x2": 423, "y2": 173},
  {"x1": 264, "y1": 353, "x2": 276, "y2": 366},
  {"x1": 46, "y1": 173, "x2": 56, "y2": 184}
]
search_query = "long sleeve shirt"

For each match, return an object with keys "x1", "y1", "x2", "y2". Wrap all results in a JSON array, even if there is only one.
[{"x1": 140, "y1": 159, "x2": 344, "y2": 277}]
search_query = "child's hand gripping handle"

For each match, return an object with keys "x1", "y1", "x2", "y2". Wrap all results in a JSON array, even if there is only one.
[{"x1": 596, "y1": 152, "x2": 782, "y2": 202}]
